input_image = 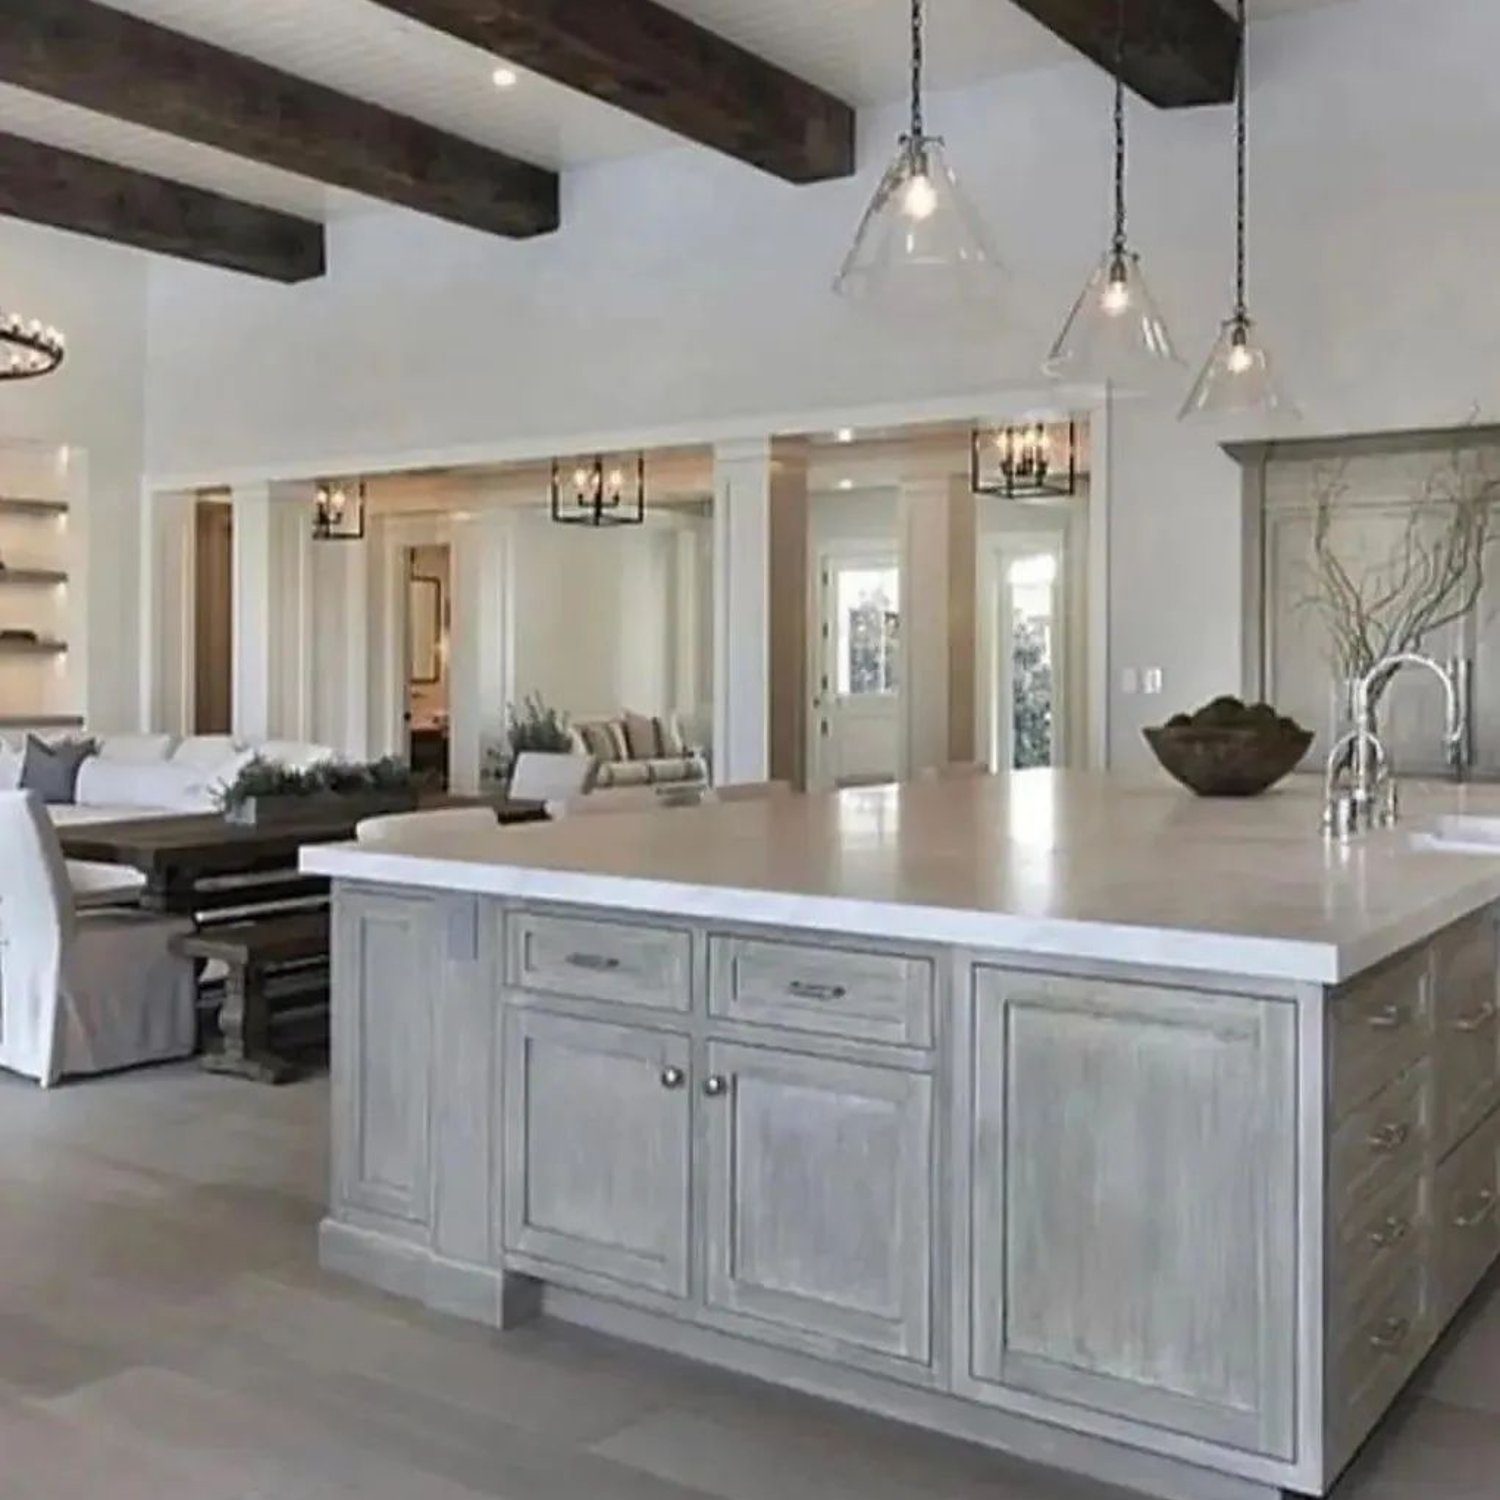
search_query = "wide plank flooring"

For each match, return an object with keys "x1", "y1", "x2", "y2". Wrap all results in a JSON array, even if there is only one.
[{"x1": 0, "y1": 1063, "x2": 1493, "y2": 1499}]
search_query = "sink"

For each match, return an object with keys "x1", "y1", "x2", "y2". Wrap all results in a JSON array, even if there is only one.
[{"x1": 1409, "y1": 815, "x2": 1500, "y2": 856}]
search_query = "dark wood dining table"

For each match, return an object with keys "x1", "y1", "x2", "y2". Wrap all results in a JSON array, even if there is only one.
[{"x1": 57, "y1": 797, "x2": 547, "y2": 915}]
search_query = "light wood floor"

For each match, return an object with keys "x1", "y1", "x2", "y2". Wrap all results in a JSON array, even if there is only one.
[{"x1": 0, "y1": 1064, "x2": 1493, "y2": 1500}]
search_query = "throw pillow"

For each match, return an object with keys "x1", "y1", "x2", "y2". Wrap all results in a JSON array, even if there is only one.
[
  {"x1": 623, "y1": 710, "x2": 660, "y2": 761},
  {"x1": 579, "y1": 722, "x2": 618, "y2": 763},
  {"x1": 655, "y1": 713, "x2": 687, "y2": 757},
  {"x1": 20, "y1": 734, "x2": 96, "y2": 805},
  {"x1": 603, "y1": 720, "x2": 631, "y2": 762}
]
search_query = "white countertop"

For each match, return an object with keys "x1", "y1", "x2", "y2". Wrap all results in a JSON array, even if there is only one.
[{"x1": 301, "y1": 771, "x2": 1500, "y2": 984}]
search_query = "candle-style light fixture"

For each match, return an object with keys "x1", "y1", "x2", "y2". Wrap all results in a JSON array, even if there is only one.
[
  {"x1": 833, "y1": 0, "x2": 999, "y2": 303},
  {"x1": 551, "y1": 453, "x2": 646, "y2": 528},
  {"x1": 1046, "y1": 0, "x2": 1178, "y2": 383},
  {"x1": 0, "y1": 304, "x2": 65, "y2": 381},
  {"x1": 970, "y1": 422, "x2": 1078, "y2": 501},
  {"x1": 313, "y1": 478, "x2": 367, "y2": 541},
  {"x1": 1180, "y1": 0, "x2": 1287, "y2": 420}
]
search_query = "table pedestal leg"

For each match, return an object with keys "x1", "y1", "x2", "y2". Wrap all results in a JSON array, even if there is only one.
[{"x1": 201, "y1": 965, "x2": 297, "y2": 1084}]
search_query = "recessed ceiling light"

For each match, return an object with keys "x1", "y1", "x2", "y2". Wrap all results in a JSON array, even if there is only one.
[
  {"x1": 492, "y1": 65, "x2": 519, "y2": 89},
  {"x1": 838, "y1": 478, "x2": 854, "y2": 491},
  {"x1": 836, "y1": 427, "x2": 855, "y2": 443}
]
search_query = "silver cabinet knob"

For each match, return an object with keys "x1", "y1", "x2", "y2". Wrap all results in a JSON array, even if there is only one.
[
  {"x1": 703, "y1": 1074, "x2": 728, "y2": 1098},
  {"x1": 660, "y1": 1066, "x2": 685, "y2": 1090}
]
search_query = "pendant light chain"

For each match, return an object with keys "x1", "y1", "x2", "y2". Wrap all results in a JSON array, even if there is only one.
[
  {"x1": 909, "y1": 0, "x2": 925, "y2": 140},
  {"x1": 1234, "y1": 0, "x2": 1248, "y2": 323},
  {"x1": 1111, "y1": 0, "x2": 1127, "y2": 259}
]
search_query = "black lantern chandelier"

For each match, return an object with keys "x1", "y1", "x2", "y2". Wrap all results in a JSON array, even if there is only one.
[
  {"x1": 0, "y1": 306, "x2": 65, "y2": 381},
  {"x1": 313, "y1": 478, "x2": 367, "y2": 541},
  {"x1": 551, "y1": 453, "x2": 646, "y2": 528},
  {"x1": 970, "y1": 422, "x2": 1078, "y2": 501}
]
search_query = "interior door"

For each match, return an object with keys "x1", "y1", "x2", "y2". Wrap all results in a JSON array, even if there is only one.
[{"x1": 812, "y1": 556, "x2": 903, "y2": 787}]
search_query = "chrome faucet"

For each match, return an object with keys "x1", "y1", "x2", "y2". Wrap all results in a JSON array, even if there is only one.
[{"x1": 1325, "y1": 652, "x2": 1465, "y2": 836}]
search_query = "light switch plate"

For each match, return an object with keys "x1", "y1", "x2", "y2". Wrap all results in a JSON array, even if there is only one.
[{"x1": 1143, "y1": 668, "x2": 1164, "y2": 696}]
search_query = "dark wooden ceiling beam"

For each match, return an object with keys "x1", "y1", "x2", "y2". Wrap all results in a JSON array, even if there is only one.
[
  {"x1": 368, "y1": 0, "x2": 855, "y2": 184},
  {"x1": 1008, "y1": 0, "x2": 1241, "y2": 107},
  {"x1": 0, "y1": 0, "x2": 558, "y2": 237},
  {"x1": 0, "y1": 131, "x2": 324, "y2": 282}
]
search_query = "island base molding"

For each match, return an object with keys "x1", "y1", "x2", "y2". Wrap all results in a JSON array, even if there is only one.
[{"x1": 319, "y1": 1217, "x2": 1283, "y2": 1500}]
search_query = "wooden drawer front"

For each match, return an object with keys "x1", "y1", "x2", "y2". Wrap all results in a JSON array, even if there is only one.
[
  {"x1": 1433, "y1": 915, "x2": 1500, "y2": 1157},
  {"x1": 1331, "y1": 950, "x2": 1430, "y2": 1119},
  {"x1": 1434, "y1": 1108, "x2": 1500, "y2": 1326},
  {"x1": 710, "y1": 936, "x2": 934, "y2": 1049},
  {"x1": 1328, "y1": 1260, "x2": 1430, "y2": 1464},
  {"x1": 1331, "y1": 1170, "x2": 1427, "y2": 1335},
  {"x1": 510, "y1": 912, "x2": 693, "y2": 1012},
  {"x1": 1330, "y1": 1063, "x2": 1432, "y2": 1220}
]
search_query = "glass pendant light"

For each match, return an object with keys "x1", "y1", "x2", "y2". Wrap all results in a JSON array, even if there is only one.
[
  {"x1": 833, "y1": 0, "x2": 999, "y2": 304},
  {"x1": 1046, "y1": 0, "x2": 1178, "y2": 383},
  {"x1": 1180, "y1": 0, "x2": 1287, "y2": 421}
]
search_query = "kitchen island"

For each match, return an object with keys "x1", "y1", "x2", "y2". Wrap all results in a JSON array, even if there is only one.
[{"x1": 303, "y1": 772, "x2": 1500, "y2": 1500}]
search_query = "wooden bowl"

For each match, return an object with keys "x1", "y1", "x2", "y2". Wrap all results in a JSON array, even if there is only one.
[{"x1": 1143, "y1": 724, "x2": 1315, "y2": 798}]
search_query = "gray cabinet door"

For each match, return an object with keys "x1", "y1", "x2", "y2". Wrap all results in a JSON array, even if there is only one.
[
  {"x1": 502, "y1": 1011, "x2": 692, "y2": 1298},
  {"x1": 331, "y1": 888, "x2": 440, "y2": 1231},
  {"x1": 702, "y1": 1041, "x2": 933, "y2": 1365},
  {"x1": 966, "y1": 969, "x2": 1297, "y2": 1459}
]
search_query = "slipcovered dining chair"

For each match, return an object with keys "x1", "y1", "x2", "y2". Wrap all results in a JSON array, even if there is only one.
[
  {"x1": 509, "y1": 751, "x2": 594, "y2": 804},
  {"x1": 0, "y1": 791, "x2": 196, "y2": 1086},
  {"x1": 356, "y1": 806, "x2": 500, "y2": 845}
]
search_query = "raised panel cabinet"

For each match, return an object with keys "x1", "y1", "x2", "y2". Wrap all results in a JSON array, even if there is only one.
[
  {"x1": 502, "y1": 1010, "x2": 692, "y2": 1299},
  {"x1": 331, "y1": 888, "x2": 441, "y2": 1231},
  {"x1": 700, "y1": 1041, "x2": 934, "y2": 1368},
  {"x1": 966, "y1": 969, "x2": 1298, "y2": 1459}
]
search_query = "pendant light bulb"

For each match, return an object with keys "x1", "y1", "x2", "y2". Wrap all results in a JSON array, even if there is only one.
[
  {"x1": 1044, "y1": 0, "x2": 1179, "y2": 383},
  {"x1": 833, "y1": 0, "x2": 999, "y2": 304}
]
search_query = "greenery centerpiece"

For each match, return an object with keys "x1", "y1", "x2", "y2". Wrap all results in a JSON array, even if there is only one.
[
  {"x1": 217, "y1": 755, "x2": 418, "y2": 827},
  {"x1": 487, "y1": 693, "x2": 576, "y2": 787}
]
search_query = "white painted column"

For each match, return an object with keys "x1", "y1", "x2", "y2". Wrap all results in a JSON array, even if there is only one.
[
  {"x1": 899, "y1": 474, "x2": 954, "y2": 777},
  {"x1": 138, "y1": 486, "x2": 196, "y2": 736},
  {"x1": 712, "y1": 438, "x2": 772, "y2": 785}
]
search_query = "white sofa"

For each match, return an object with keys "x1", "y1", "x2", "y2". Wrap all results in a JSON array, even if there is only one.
[{"x1": 0, "y1": 733, "x2": 337, "y2": 826}]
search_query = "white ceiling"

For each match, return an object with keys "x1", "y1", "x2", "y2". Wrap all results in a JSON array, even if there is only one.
[{"x1": 0, "y1": 0, "x2": 1356, "y2": 229}]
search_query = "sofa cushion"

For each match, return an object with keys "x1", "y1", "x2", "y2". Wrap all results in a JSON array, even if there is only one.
[
  {"x1": 20, "y1": 735, "x2": 95, "y2": 805},
  {"x1": 655, "y1": 714, "x2": 687, "y2": 757},
  {"x1": 597, "y1": 759, "x2": 652, "y2": 788},
  {"x1": 97, "y1": 733, "x2": 175, "y2": 765},
  {"x1": 623, "y1": 710, "x2": 660, "y2": 760},
  {"x1": 75, "y1": 754, "x2": 243, "y2": 814},
  {"x1": 171, "y1": 735, "x2": 241, "y2": 769}
]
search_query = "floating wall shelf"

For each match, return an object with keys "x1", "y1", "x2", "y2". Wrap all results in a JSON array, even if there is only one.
[
  {"x1": 0, "y1": 714, "x2": 83, "y2": 730},
  {"x1": 0, "y1": 496, "x2": 69, "y2": 517},
  {"x1": 0, "y1": 637, "x2": 66, "y2": 655},
  {"x1": 0, "y1": 568, "x2": 67, "y2": 586}
]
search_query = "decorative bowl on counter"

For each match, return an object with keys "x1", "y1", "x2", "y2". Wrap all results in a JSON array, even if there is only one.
[{"x1": 1144, "y1": 697, "x2": 1314, "y2": 797}]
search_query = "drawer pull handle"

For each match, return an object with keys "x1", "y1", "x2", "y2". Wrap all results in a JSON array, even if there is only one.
[
  {"x1": 703, "y1": 1074, "x2": 729, "y2": 1098},
  {"x1": 1367, "y1": 1122, "x2": 1412, "y2": 1153},
  {"x1": 1454, "y1": 1189, "x2": 1497, "y2": 1231},
  {"x1": 1368, "y1": 1316, "x2": 1411, "y2": 1354},
  {"x1": 566, "y1": 952, "x2": 622, "y2": 974},
  {"x1": 1367, "y1": 1216, "x2": 1411, "y2": 1251},
  {"x1": 1453, "y1": 1002, "x2": 1498, "y2": 1034},
  {"x1": 786, "y1": 980, "x2": 848, "y2": 1002},
  {"x1": 660, "y1": 1066, "x2": 685, "y2": 1091},
  {"x1": 1365, "y1": 1004, "x2": 1409, "y2": 1031}
]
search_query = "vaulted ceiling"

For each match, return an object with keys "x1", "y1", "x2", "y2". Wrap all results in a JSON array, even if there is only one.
[{"x1": 0, "y1": 0, "x2": 1348, "y2": 283}]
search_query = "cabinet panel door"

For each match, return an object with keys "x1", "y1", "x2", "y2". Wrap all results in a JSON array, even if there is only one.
[
  {"x1": 332, "y1": 889, "x2": 439, "y2": 1229},
  {"x1": 702, "y1": 1042, "x2": 933, "y2": 1365},
  {"x1": 968, "y1": 970, "x2": 1297, "y2": 1459},
  {"x1": 502, "y1": 1011, "x2": 691, "y2": 1298},
  {"x1": 1433, "y1": 912, "x2": 1500, "y2": 1157}
]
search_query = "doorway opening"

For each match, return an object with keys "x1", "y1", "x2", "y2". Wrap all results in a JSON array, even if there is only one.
[{"x1": 404, "y1": 544, "x2": 451, "y2": 788}]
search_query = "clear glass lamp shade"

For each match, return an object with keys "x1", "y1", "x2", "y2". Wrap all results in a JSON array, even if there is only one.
[
  {"x1": 833, "y1": 137, "x2": 1000, "y2": 305},
  {"x1": 1045, "y1": 251, "x2": 1180, "y2": 385},
  {"x1": 1179, "y1": 315, "x2": 1288, "y2": 421}
]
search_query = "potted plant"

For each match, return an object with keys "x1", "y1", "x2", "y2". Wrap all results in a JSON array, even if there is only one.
[{"x1": 217, "y1": 755, "x2": 418, "y2": 827}]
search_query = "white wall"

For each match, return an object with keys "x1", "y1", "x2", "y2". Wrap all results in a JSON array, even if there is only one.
[
  {"x1": 141, "y1": 0, "x2": 1500, "y2": 764},
  {"x1": 0, "y1": 220, "x2": 148, "y2": 731}
]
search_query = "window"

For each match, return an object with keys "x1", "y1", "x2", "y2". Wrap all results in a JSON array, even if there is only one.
[{"x1": 835, "y1": 566, "x2": 900, "y2": 697}]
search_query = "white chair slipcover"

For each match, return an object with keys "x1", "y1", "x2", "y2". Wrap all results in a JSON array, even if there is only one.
[
  {"x1": 355, "y1": 807, "x2": 500, "y2": 845},
  {"x1": 508, "y1": 752, "x2": 594, "y2": 804},
  {"x1": 0, "y1": 792, "x2": 196, "y2": 1087}
]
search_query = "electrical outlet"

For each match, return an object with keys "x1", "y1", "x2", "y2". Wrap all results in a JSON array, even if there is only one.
[{"x1": 1143, "y1": 668, "x2": 1164, "y2": 696}]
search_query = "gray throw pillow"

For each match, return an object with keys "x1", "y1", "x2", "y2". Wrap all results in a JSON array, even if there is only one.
[{"x1": 20, "y1": 735, "x2": 96, "y2": 805}]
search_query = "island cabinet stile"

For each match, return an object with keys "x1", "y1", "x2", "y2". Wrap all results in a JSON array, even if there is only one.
[{"x1": 320, "y1": 881, "x2": 1500, "y2": 1500}]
